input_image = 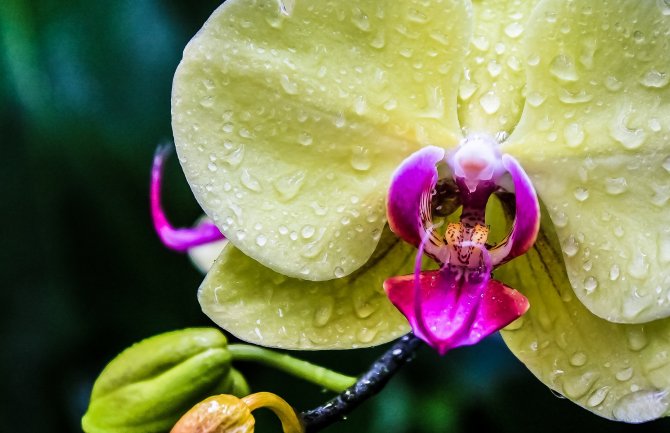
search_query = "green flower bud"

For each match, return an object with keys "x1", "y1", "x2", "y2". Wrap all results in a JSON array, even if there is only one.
[{"x1": 82, "y1": 328, "x2": 238, "y2": 433}]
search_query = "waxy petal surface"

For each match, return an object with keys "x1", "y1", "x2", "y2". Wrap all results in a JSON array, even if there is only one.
[
  {"x1": 173, "y1": 0, "x2": 471, "y2": 280},
  {"x1": 385, "y1": 270, "x2": 528, "y2": 354},
  {"x1": 499, "y1": 220, "x2": 670, "y2": 423},
  {"x1": 458, "y1": 0, "x2": 541, "y2": 135},
  {"x1": 199, "y1": 228, "x2": 412, "y2": 349},
  {"x1": 504, "y1": 0, "x2": 670, "y2": 322}
]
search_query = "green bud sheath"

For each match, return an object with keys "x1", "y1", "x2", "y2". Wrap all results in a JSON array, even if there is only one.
[{"x1": 82, "y1": 328, "x2": 233, "y2": 433}]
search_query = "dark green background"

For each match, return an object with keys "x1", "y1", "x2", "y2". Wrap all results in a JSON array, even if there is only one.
[{"x1": 3, "y1": 1, "x2": 669, "y2": 432}]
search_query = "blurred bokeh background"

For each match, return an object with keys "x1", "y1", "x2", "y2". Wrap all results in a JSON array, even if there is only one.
[{"x1": 3, "y1": 1, "x2": 670, "y2": 432}]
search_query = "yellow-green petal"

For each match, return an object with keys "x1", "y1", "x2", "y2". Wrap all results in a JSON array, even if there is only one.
[
  {"x1": 199, "y1": 228, "x2": 413, "y2": 349},
  {"x1": 499, "y1": 221, "x2": 670, "y2": 423},
  {"x1": 504, "y1": 0, "x2": 670, "y2": 322},
  {"x1": 458, "y1": 0, "x2": 540, "y2": 136},
  {"x1": 172, "y1": 0, "x2": 471, "y2": 281}
]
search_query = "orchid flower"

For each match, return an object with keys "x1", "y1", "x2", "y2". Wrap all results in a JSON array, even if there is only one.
[
  {"x1": 383, "y1": 137, "x2": 538, "y2": 355},
  {"x1": 160, "y1": 0, "x2": 670, "y2": 423}
]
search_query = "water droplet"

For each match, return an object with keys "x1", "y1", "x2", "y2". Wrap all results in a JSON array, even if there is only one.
[
  {"x1": 616, "y1": 367, "x2": 634, "y2": 382},
  {"x1": 334, "y1": 113, "x2": 346, "y2": 128},
  {"x1": 297, "y1": 131, "x2": 313, "y2": 146},
  {"x1": 406, "y1": 8, "x2": 428, "y2": 23},
  {"x1": 273, "y1": 170, "x2": 306, "y2": 200},
  {"x1": 351, "y1": 7, "x2": 371, "y2": 32},
  {"x1": 610, "y1": 264, "x2": 621, "y2": 280},
  {"x1": 313, "y1": 297, "x2": 334, "y2": 327},
  {"x1": 356, "y1": 327, "x2": 378, "y2": 343},
  {"x1": 504, "y1": 22, "x2": 524, "y2": 38},
  {"x1": 527, "y1": 91, "x2": 546, "y2": 107},
  {"x1": 659, "y1": 234, "x2": 670, "y2": 263},
  {"x1": 574, "y1": 187, "x2": 589, "y2": 201},
  {"x1": 612, "y1": 390, "x2": 670, "y2": 423},
  {"x1": 279, "y1": 74, "x2": 298, "y2": 94},
  {"x1": 370, "y1": 31, "x2": 385, "y2": 49},
  {"x1": 628, "y1": 249, "x2": 649, "y2": 280},
  {"x1": 479, "y1": 90, "x2": 501, "y2": 114},
  {"x1": 658, "y1": 0, "x2": 670, "y2": 15},
  {"x1": 353, "y1": 95, "x2": 367, "y2": 115},
  {"x1": 552, "y1": 211, "x2": 568, "y2": 228},
  {"x1": 663, "y1": 157, "x2": 670, "y2": 173},
  {"x1": 333, "y1": 266, "x2": 346, "y2": 278},
  {"x1": 563, "y1": 235, "x2": 580, "y2": 257},
  {"x1": 587, "y1": 386, "x2": 610, "y2": 408},
  {"x1": 207, "y1": 161, "x2": 218, "y2": 172},
  {"x1": 584, "y1": 276, "x2": 598, "y2": 294},
  {"x1": 255, "y1": 234, "x2": 267, "y2": 247},
  {"x1": 240, "y1": 169, "x2": 262, "y2": 192},
  {"x1": 605, "y1": 75, "x2": 623, "y2": 92},
  {"x1": 640, "y1": 70, "x2": 669, "y2": 88},
  {"x1": 221, "y1": 142, "x2": 245, "y2": 166},
  {"x1": 558, "y1": 88, "x2": 593, "y2": 104},
  {"x1": 459, "y1": 80, "x2": 478, "y2": 101},
  {"x1": 350, "y1": 146, "x2": 372, "y2": 171},
  {"x1": 200, "y1": 95, "x2": 214, "y2": 108},
  {"x1": 549, "y1": 54, "x2": 579, "y2": 82},
  {"x1": 649, "y1": 118, "x2": 662, "y2": 132},
  {"x1": 610, "y1": 103, "x2": 646, "y2": 149},
  {"x1": 570, "y1": 352, "x2": 588, "y2": 367},
  {"x1": 605, "y1": 177, "x2": 628, "y2": 195},
  {"x1": 301, "y1": 225, "x2": 315, "y2": 239},
  {"x1": 562, "y1": 371, "x2": 599, "y2": 399},
  {"x1": 626, "y1": 326, "x2": 649, "y2": 351},
  {"x1": 487, "y1": 60, "x2": 502, "y2": 77},
  {"x1": 564, "y1": 122, "x2": 585, "y2": 147},
  {"x1": 472, "y1": 35, "x2": 489, "y2": 51}
]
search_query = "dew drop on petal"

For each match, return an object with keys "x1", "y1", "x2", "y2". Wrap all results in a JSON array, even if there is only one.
[
  {"x1": 549, "y1": 54, "x2": 579, "y2": 82},
  {"x1": 640, "y1": 70, "x2": 669, "y2": 88},
  {"x1": 313, "y1": 297, "x2": 334, "y2": 327},
  {"x1": 610, "y1": 264, "x2": 621, "y2": 281},
  {"x1": 301, "y1": 225, "x2": 315, "y2": 239},
  {"x1": 334, "y1": 266, "x2": 346, "y2": 278},
  {"x1": 663, "y1": 157, "x2": 670, "y2": 173},
  {"x1": 574, "y1": 187, "x2": 589, "y2": 202},
  {"x1": 504, "y1": 21, "x2": 524, "y2": 38},
  {"x1": 658, "y1": 0, "x2": 670, "y2": 15},
  {"x1": 564, "y1": 122, "x2": 585, "y2": 147},
  {"x1": 615, "y1": 367, "x2": 634, "y2": 382},
  {"x1": 562, "y1": 235, "x2": 580, "y2": 257},
  {"x1": 569, "y1": 351, "x2": 588, "y2": 367},
  {"x1": 583, "y1": 276, "x2": 598, "y2": 294},
  {"x1": 605, "y1": 177, "x2": 628, "y2": 195},
  {"x1": 255, "y1": 234, "x2": 268, "y2": 247},
  {"x1": 479, "y1": 90, "x2": 501, "y2": 114},
  {"x1": 605, "y1": 75, "x2": 623, "y2": 92},
  {"x1": 612, "y1": 390, "x2": 670, "y2": 423},
  {"x1": 240, "y1": 169, "x2": 262, "y2": 192},
  {"x1": 586, "y1": 387, "x2": 610, "y2": 408}
]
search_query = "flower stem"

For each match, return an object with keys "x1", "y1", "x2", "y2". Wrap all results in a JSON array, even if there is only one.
[
  {"x1": 299, "y1": 334, "x2": 423, "y2": 433},
  {"x1": 228, "y1": 344, "x2": 357, "y2": 392}
]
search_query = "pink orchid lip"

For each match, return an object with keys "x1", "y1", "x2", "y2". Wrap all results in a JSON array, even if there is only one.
[
  {"x1": 151, "y1": 145, "x2": 225, "y2": 252},
  {"x1": 384, "y1": 139, "x2": 539, "y2": 354}
]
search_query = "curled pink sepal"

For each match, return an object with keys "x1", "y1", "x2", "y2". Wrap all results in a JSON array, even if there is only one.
[
  {"x1": 386, "y1": 145, "x2": 447, "y2": 261},
  {"x1": 383, "y1": 270, "x2": 529, "y2": 355},
  {"x1": 489, "y1": 155, "x2": 540, "y2": 266},
  {"x1": 151, "y1": 145, "x2": 225, "y2": 252}
]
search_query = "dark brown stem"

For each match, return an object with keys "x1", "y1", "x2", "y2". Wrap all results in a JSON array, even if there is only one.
[{"x1": 299, "y1": 334, "x2": 423, "y2": 433}]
